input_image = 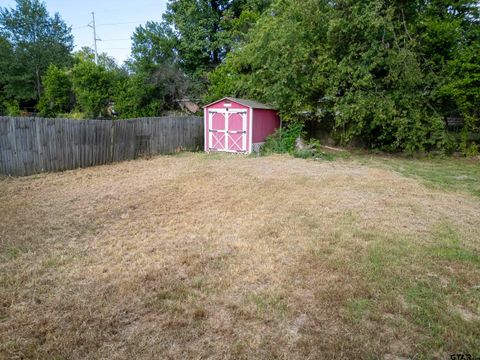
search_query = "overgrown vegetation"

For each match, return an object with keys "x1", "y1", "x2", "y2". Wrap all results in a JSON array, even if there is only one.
[
  {"x1": 261, "y1": 122, "x2": 337, "y2": 160},
  {"x1": 260, "y1": 122, "x2": 304, "y2": 155},
  {"x1": 209, "y1": 0, "x2": 480, "y2": 153},
  {"x1": 1, "y1": 0, "x2": 478, "y2": 153}
]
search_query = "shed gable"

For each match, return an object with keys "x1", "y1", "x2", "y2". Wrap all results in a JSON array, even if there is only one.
[{"x1": 204, "y1": 97, "x2": 276, "y2": 110}]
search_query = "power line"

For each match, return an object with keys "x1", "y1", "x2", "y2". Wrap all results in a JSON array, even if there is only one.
[
  {"x1": 97, "y1": 21, "x2": 146, "y2": 27},
  {"x1": 72, "y1": 25, "x2": 89, "y2": 30},
  {"x1": 69, "y1": 12, "x2": 151, "y2": 61},
  {"x1": 71, "y1": 20, "x2": 147, "y2": 32},
  {"x1": 100, "y1": 38, "x2": 131, "y2": 42}
]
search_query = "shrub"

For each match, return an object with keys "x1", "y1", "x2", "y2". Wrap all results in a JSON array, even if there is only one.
[
  {"x1": 4, "y1": 101, "x2": 21, "y2": 116},
  {"x1": 261, "y1": 122, "x2": 304, "y2": 155}
]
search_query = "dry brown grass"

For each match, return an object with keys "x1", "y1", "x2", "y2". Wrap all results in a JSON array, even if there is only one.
[{"x1": 1, "y1": 153, "x2": 479, "y2": 359}]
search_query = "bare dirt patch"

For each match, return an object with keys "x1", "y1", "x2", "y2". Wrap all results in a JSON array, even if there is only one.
[{"x1": 1, "y1": 153, "x2": 479, "y2": 359}]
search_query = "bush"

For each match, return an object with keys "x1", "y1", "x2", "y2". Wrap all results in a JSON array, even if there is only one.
[
  {"x1": 261, "y1": 122, "x2": 338, "y2": 161},
  {"x1": 261, "y1": 122, "x2": 304, "y2": 155},
  {"x1": 4, "y1": 101, "x2": 21, "y2": 116}
]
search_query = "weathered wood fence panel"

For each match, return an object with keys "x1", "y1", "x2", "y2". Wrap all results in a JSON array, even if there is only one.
[{"x1": 0, "y1": 116, "x2": 203, "y2": 176}]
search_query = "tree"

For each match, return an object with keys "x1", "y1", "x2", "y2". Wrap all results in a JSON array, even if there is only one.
[
  {"x1": 37, "y1": 64, "x2": 72, "y2": 117},
  {"x1": 117, "y1": 21, "x2": 202, "y2": 117},
  {"x1": 163, "y1": 0, "x2": 272, "y2": 77},
  {"x1": 114, "y1": 72, "x2": 166, "y2": 118},
  {"x1": 75, "y1": 47, "x2": 120, "y2": 72},
  {"x1": 0, "y1": 35, "x2": 15, "y2": 114},
  {"x1": 424, "y1": 0, "x2": 480, "y2": 153},
  {"x1": 72, "y1": 59, "x2": 118, "y2": 118},
  {"x1": 129, "y1": 21, "x2": 177, "y2": 72},
  {"x1": 209, "y1": 0, "x2": 479, "y2": 153},
  {"x1": 0, "y1": 0, "x2": 74, "y2": 103},
  {"x1": 208, "y1": 0, "x2": 333, "y2": 114},
  {"x1": 163, "y1": 0, "x2": 230, "y2": 76}
]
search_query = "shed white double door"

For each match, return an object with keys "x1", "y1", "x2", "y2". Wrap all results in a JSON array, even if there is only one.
[{"x1": 208, "y1": 109, "x2": 247, "y2": 152}]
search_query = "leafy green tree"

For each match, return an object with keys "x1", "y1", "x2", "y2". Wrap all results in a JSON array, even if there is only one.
[
  {"x1": 114, "y1": 72, "x2": 166, "y2": 118},
  {"x1": 75, "y1": 47, "x2": 120, "y2": 72},
  {"x1": 114, "y1": 0, "x2": 273, "y2": 117},
  {"x1": 210, "y1": 0, "x2": 479, "y2": 153},
  {"x1": 427, "y1": 0, "x2": 480, "y2": 153},
  {"x1": 71, "y1": 59, "x2": 118, "y2": 118},
  {"x1": 322, "y1": 0, "x2": 447, "y2": 152},
  {"x1": 219, "y1": 0, "x2": 273, "y2": 45},
  {"x1": 208, "y1": 0, "x2": 333, "y2": 115},
  {"x1": 0, "y1": 35, "x2": 15, "y2": 114},
  {"x1": 37, "y1": 64, "x2": 72, "y2": 117},
  {"x1": 0, "y1": 0, "x2": 73, "y2": 103},
  {"x1": 164, "y1": 0, "x2": 272, "y2": 76},
  {"x1": 163, "y1": 0, "x2": 231, "y2": 76},
  {"x1": 117, "y1": 21, "x2": 203, "y2": 117},
  {"x1": 128, "y1": 21, "x2": 177, "y2": 71}
]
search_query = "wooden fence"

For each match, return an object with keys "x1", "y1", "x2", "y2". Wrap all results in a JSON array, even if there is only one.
[{"x1": 0, "y1": 116, "x2": 203, "y2": 176}]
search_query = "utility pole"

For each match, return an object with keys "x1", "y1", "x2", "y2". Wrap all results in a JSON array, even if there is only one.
[{"x1": 88, "y1": 12, "x2": 100, "y2": 65}]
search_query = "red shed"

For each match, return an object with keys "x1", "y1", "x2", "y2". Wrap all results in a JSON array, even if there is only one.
[{"x1": 203, "y1": 97, "x2": 280, "y2": 153}]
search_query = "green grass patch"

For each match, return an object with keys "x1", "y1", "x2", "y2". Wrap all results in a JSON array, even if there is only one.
[
  {"x1": 346, "y1": 298, "x2": 375, "y2": 322},
  {"x1": 358, "y1": 155, "x2": 480, "y2": 196},
  {"x1": 292, "y1": 149, "x2": 317, "y2": 159},
  {"x1": 404, "y1": 281, "x2": 449, "y2": 350},
  {"x1": 431, "y1": 246, "x2": 480, "y2": 265},
  {"x1": 350, "y1": 225, "x2": 480, "y2": 355},
  {"x1": 428, "y1": 223, "x2": 480, "y2": 265},
  {"x1": 0, "y1": 245, "x2": 28, "y2": 261},
  {"x1": 404, "y1": 280, "x2": 480, "y2": 353},
  {"x1": 250, "y1": 292, "x2": 289, "y2": 320},
  {"x1": 362, "y1": 235, "x2": 414, "y2": 283}
]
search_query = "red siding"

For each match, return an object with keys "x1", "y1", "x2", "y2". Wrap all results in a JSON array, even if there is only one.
[{"x1": 252, "y1": 109, "x2": 280, "y2": 143}]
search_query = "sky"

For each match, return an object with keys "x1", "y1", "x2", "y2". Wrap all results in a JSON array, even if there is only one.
[{"x1": 1, "y1": 0, "x2": 169, "y2": 64}]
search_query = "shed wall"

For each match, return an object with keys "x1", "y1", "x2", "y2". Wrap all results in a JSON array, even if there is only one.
[{"x1": 252, "y1": 109, "x2": 281, "y2": 143}]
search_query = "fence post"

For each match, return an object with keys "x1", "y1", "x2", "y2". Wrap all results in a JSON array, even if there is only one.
[{"x1": 8, "y1": 117, "x2": 18, "y2": 176}]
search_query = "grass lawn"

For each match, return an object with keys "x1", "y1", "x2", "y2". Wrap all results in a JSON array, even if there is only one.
[
  {"x1": 355, "y1": 154, "x2": 480, "y2": 197},
  {"x1": 1, "y1": 152, "x2": 479, "y2": 359}
]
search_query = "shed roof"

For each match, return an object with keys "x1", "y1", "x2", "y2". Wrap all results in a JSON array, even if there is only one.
[{"x1": 203, "y1": 97, "x2": 277, "y2": 110}]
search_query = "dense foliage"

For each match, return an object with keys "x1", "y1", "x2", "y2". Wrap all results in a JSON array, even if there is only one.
[
  {"x1": 0, "y1": 0, "x2": 73, "y2": 105},
  {"x1": 0, "y1": 0, "x2": 478, "y2": 153},
  {"x1": 261, "y1": 122, "x2": 304, "y2": 155},
  {"x1": 209, "y1": 0, "x2": 480, "y2": 153},
  {"x1": 37, "y1": 64, "x2": 72, "y2": 117}
]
